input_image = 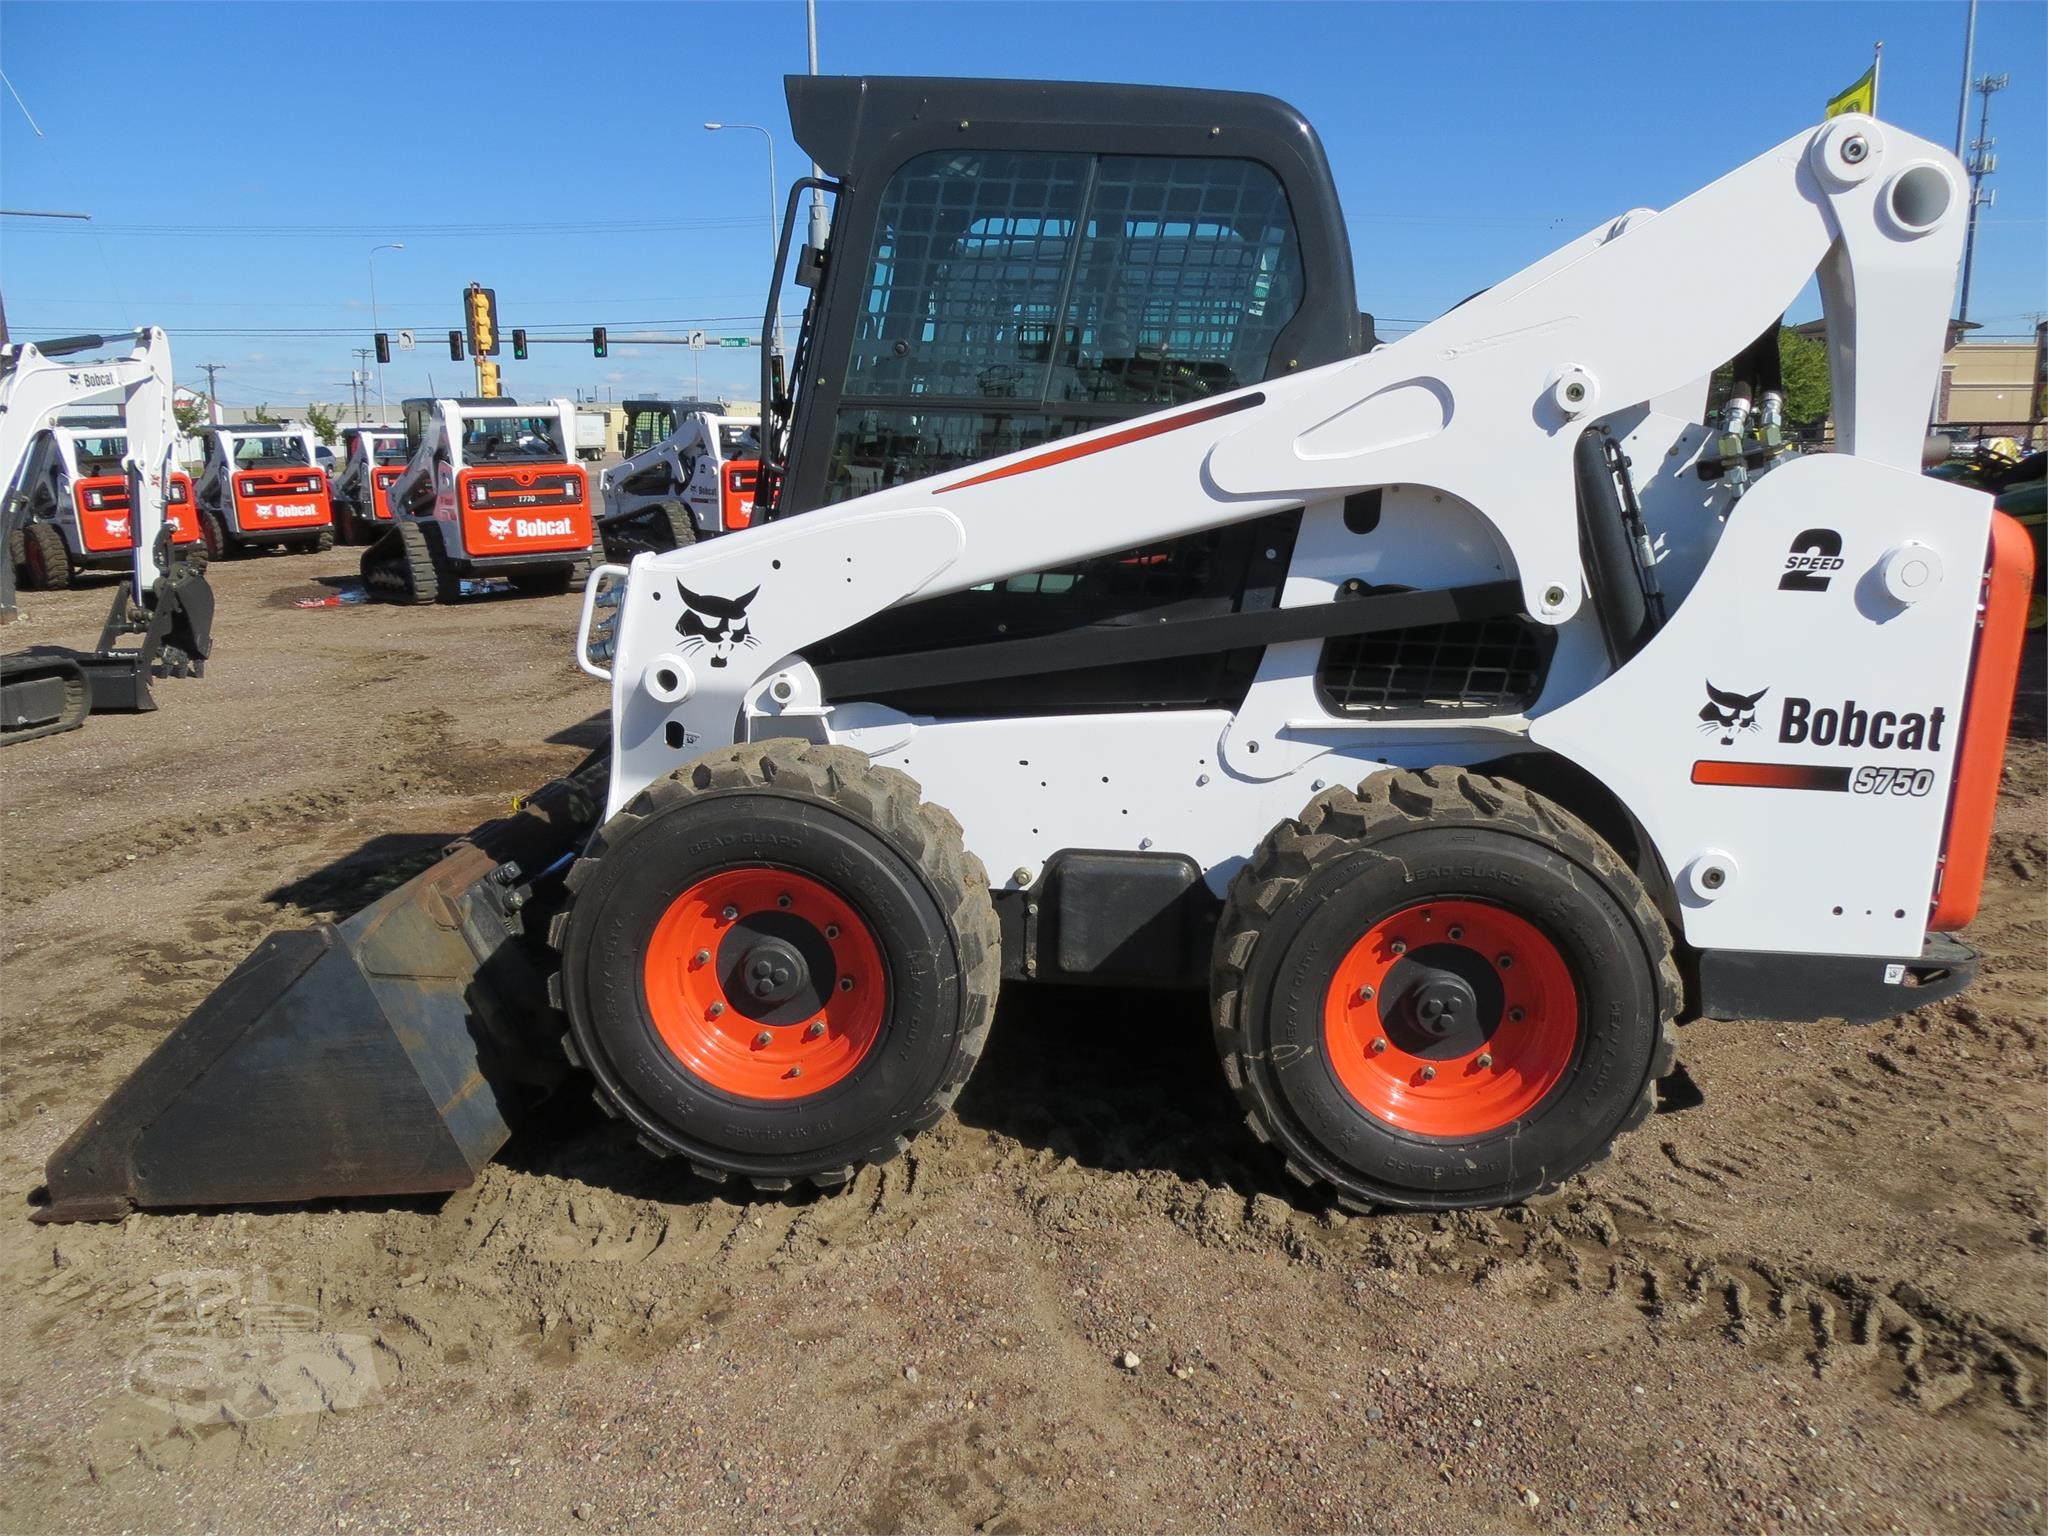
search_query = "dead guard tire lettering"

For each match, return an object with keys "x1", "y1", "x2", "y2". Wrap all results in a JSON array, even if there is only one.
[
  {"x1": 554, "y1": 740, "x2": 999, "y2": 1193},
  {"x1": 1212, "y1": 768, "x2": 1678, "y2": 1211}
]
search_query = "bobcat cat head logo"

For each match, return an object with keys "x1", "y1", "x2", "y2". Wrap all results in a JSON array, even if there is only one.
[
  {"x1": 676, "y1": 583, "x2": 759, "y2": 668},
  {"x1": 1699, "y1": 680, "x2": 1768, "y2": 745},
  {"x1": 486, "y1": 515, "x2": 512, "y2": 538}
]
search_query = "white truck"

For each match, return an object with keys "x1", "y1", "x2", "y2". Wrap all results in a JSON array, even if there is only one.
[{"x1": 573, "y1": 409, "x2": 610, "y2": 463}]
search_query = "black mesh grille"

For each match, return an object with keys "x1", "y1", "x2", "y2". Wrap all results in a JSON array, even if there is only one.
[{"x1": 1318, "y1": 614, "x2": 1549, "y2": 716}]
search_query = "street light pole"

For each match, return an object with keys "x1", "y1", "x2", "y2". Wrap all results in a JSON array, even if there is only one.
[
  {"x1": 703, "y1": 122, "x2": 784, "y2": 360},
  {"x1": 368, "y1": 242, "x2": 404, "y2": 414}
]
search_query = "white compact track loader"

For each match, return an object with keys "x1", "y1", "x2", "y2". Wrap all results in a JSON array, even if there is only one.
[
  {"x1": 598, "y1": 399, "x2": 761, "y2": 560},
  {"x1": 1, "y1": 329, "x2": 215, "y2": 745},
  {"x1": 329, "y1": 422, "x2": 408, "y2": 544},
  {"x1": 36, "y1": 78, "x2": 2032, "y2": 1223},
  {"x1": 191, "y1": 422, "x2": 336, "y2": 558},
  {"x1": 357, "y1": 396, "x2": 602, "y2": 603}
]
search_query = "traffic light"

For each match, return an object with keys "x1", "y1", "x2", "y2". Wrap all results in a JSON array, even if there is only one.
[
  {"x1": 448, "y1": 330, "x2": 464, "y2": 361},
  {"x1": 374, "y1": 332, "x2": 391, "y2": 365},
  {"x1": 512, "y1": 328, "x2": 528, "y2": 361},
  {"x1": 464, "y1": 284, "x2": 500, "y2": 357},
  {"x1": 477, "y1": 361, "x2": 501, "y2": 398},
  {"x1": 592, "y1": 326, "x2": 608, "y2": 358}
]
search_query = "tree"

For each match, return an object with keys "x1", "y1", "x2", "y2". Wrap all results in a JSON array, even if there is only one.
[
  {"x1": 304, "y1": 403, "x2": 340, "y2": 445},
  {"x1": 1777, "y1": 327, "x2": 1832, "y2": 428},
  {"x1": 250, "y1": 404, "x2": 284, "y2": 425},
  {"x1": 174, "y1": 399, "x2": 208, "y2": 438},
  {"x1": 1707, "y1": 325, "x2": 1833, "y2": 432}
]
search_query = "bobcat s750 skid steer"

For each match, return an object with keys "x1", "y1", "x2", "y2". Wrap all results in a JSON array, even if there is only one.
[
  {"x1": 358, "y1": 396, "x2": 602, "y2": 602},
  {"x1": 329, "y1": 422, "x2": 409, "y2": 545},
  {"x1": 1, "y1": 329, "x2": 216, "y2": 745},
  {"x1": 36, "y1": 78, "x2": 2030, "y2": 1222}
]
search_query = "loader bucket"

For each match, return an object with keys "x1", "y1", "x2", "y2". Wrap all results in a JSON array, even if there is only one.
[{"x1": 33, "y1": 754, "x2": 608, "y2": 1222}]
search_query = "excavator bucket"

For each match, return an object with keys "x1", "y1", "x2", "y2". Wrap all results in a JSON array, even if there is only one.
[{"x1": 34, "y1": 756, "x2": 606, "y2": 1222}]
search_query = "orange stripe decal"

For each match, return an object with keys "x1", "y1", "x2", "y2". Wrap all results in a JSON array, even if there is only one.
[
  {"x1": 1691, "y1": 761, "x2": 1851, "y2": 791},
  {"x1": 1929, "y1": 512, "x2": 2035, "y2": 930},
  {"x1": 937, "y1": 391, "x2": 1264, "y2": 493}
]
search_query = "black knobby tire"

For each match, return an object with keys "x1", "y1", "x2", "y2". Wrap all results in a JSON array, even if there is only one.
[
  {"x1": 552, "y1": 740, "x2": 1001, "y2": 1193},
  {"x1": 1212, "y1": 767, "x2": 1680, "y2": 1212},
  {"x1": 200, "y1": 508, "x2": 232, "y2": 563},
  {"x1": 565, "y1": 529, "x2": 607, "y2": 594},
  {"x1": 22, "y1": 523, "x2": 72, "y2": 591},
  {"x1": 173, "y1": 539, "x2": 209, "y2": 576},
  {"x1": 360, "y1": 521, "x2": 445, "y2": 604},
  {"x1": 599, "y1": 502, "x2": 697, "y2": 564},
  {"x1": 311, "y1": 524, "x2": 336, "y2": 554}
]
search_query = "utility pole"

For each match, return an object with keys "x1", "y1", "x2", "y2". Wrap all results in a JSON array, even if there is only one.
[
  {"x1": 805, "y1": 0, "x2": 829, "y2": 251},
  {"x1": 351, "y1": 348, "x2": 374, "y2": 422},
  {"x1": 1954, "y1": 0, "x2": 1978, "y2": 158},
  {"x1": 199, "y1": 362, "x2": 227, "y2": 425},
  {"x1": 1957, "y1": 73, "x2": 2008, "y2": 326}
]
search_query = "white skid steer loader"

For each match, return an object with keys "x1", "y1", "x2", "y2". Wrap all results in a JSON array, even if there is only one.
[
  {"x1": 1, "y1": 329, "x2": 216, "y2": 745},
  {"x1": 35, "y1": 81, "x2": 2031, "y2": 1222},
  {"x1": 191, "y1": 422, "x2": 336, "y2": 558}
]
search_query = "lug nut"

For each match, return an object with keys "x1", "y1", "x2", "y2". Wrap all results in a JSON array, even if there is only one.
[
  {"x1": 785, "y1": 1064, "x2": 802, "y2": 1079},
  {"x1": 1370, "y1": 1038, "x2": 1387, "y2": 1054},
  {"x1": 1357, "y1": 985, "x2": 1375, "y2": 1002},
  {"x1": 839, "y1": 976, "x2": 855, "y2": 992},
  {"x1": 753, "y1": 1031, "x2": 772, "y2": 1048},
  {"x1": 721, "y1": 905, "x2": 739, "y2": 921},
  {"x1": 1477, "y1": 1052, "x2": 1494, "y2": 1069},
  {"x1": 694, "y1": 948, "x2": 710, "y2": 965},
  {"x1": 1497, "y1": 954, "x2": 1513, "y2": 970},
  {"x1": 777, "y1": 893, "x2": 792, "y2": 908},
  {"x1": 1390, "y1": 938, "x2": 1408, "y2": 956},
  {"x1": 1507, "y1": 1006, "x2": 1525, "y2": 1023},
  {"x1": 1447, "y1": 926, "x2": 1463, "y2": 941},
  {"x1": 1420, "y1": 1065, "x2": 1437, "y2": 1082},
  {"x1": 708, "y1": 1002, "x2": 726, "y2": 1018},
  {"x1": 825, "y1": 924, "x2": 840, "y2": 940},
  {"x1": 806, "y1": 1020, "x2": 826, "y2": 1039}
]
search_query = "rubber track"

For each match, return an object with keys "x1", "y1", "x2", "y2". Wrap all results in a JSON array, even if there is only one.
[
  {"x1": 1211, "y1": 766, "x2": 1682, "y2": 1213},
  {"x1": 598, "y1": 502, "x2": 696, "y2": 564},
  {"x1": 551, "y1": 739, "x2": 1002, "y2": 1195},
  {"x1": 359, "y1": 521, "x2": 443, "y2": 604}
]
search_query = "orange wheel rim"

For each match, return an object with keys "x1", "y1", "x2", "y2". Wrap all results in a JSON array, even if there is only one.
[
  {"x1": 643, "y1": 868, "x2": 885, "y2": 1100},
  {"x1": 1323, "y1": 899, "x2": 1577, "y2": 1136}
]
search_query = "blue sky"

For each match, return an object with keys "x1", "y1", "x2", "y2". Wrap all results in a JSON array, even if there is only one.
[{"x1": 2, "y1": 1, "x2": 2041, "y2": 415}]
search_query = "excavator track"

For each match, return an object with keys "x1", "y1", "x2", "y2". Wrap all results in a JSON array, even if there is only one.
[{"x1": 0, "y1": 652, "x2": 92, "y2": 745}]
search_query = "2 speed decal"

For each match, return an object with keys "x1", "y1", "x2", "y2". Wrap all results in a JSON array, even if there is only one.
[{"x1": 1778, "y1": 528, "x2": 1844, "y2": 592}]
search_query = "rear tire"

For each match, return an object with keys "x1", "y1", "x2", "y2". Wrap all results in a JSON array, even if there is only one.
[
  {"x1": 22, "y1": 523, "x2": 72, "y2": 590},
  {"x1": 554, "y1": 740, "x2": 1001, "y2": 1193},
  {"x1": 1212, "y1": 767, "x2": 1678, "y2": 1212},
  {"x1": 200, "y1": 509, "x2": 231, "y2": 563},
  {"x1": 310, "y1": 525, "x2": 336, "y2": 554}
]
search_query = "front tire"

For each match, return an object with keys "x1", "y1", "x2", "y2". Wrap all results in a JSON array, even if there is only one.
[
  {"x1": 1212, "y1": 768, "x2": 1678, "y2": 1211},
  {"x1": 554, "y1": 741, "x2": 1001, "y2": 1192},
  {"x1": 199, "y1": 509, "x2": 232, "y2": 563}
]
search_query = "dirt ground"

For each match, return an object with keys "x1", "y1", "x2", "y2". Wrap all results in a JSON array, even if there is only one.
[{"x1": 0, "y1": 547, "x2": 2042, "y2": 1536}]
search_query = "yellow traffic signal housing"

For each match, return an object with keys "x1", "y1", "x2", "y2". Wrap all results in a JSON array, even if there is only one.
[
  {"x1": 465, "y1": 284, "x2": 501, "y2": 357},
  {"x1": 477, "y1": 361, "x2": 502, "y2": 398}
]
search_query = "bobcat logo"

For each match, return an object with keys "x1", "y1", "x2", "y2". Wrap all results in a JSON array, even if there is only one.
[
  {"x1": 675, "y1": 583, "x2": 759, "y2": 669},
  {"x1": 1699, "y1": 680, "x2": 1768, "y2": 746},
  {"x1": 486, "y1": 515, "x2": 512, "y2": 538}
]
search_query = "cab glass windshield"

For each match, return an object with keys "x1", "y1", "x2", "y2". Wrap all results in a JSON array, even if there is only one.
[
  {"x1": 463, "y1": 416, "x2": 563, "y2": 461},
  {"x1": 231, "y1": 434, "x2": 311, "y2": 467}
]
